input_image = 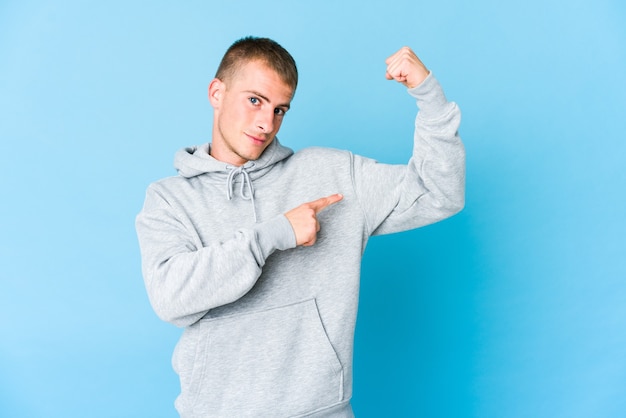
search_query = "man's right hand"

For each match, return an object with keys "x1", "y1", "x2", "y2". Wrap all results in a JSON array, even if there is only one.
[{"x1": 285, "y1": 194, "x2": 343, "y2": 246}]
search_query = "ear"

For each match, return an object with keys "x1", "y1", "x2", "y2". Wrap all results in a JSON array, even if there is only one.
[{"x1": 208, "y1": 78, "x2": 224, "y2": 108}]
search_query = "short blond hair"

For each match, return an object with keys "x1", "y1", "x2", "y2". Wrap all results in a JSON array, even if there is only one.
[{"x1": 215, "y1": 36, "x2": 298, "y2": 91}]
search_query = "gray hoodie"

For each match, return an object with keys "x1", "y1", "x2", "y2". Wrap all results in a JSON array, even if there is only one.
[{"x1": 136, "y1": 73, "x2": 465, "y2": 417}]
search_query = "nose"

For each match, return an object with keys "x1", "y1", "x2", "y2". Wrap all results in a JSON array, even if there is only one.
[{"x1": 256, "y1": 109, "x2": 275, "y2": 133}]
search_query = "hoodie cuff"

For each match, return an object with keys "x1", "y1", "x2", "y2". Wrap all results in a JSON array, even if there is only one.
[
  {"x1": 407, "y1": 72, "x2": 450, "y2": 120},
  {"x1": 253, "y1": 214, "x2": 297, "y2": 259}
]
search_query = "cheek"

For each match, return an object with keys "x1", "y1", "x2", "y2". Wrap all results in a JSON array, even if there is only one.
[
  {"x1": 222, "y1": 100, "x2": 248, "y2": 124},
  {"x1": 240, "y1": 107, "x2": 256, "y2": 126},
  {"x1": 273, "y1": 117, "x2": 284, "y2": 132}
]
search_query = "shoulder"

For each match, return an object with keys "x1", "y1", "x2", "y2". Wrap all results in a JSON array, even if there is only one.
[
  {"x1": 144, "y1": 174, "x2": 194, "y2": 197},
  {"x1": 291, "y1": 146, "x2": 353, "y2": 163},
  {"x1": 286, "y1": 147, "x2": 355, "y2": 174},
  {"x1": 149, "y1": 174, "x2": 186, "y2": 188}
]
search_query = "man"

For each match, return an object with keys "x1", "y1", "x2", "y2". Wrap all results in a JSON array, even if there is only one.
[{"x1": 136, "y1": 36, "x2": 465, "y2": 417}]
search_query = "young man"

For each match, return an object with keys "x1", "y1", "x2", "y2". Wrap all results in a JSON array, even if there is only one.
[{"x1": 136, "y1": 37, "x2": 465, "y2": 417}]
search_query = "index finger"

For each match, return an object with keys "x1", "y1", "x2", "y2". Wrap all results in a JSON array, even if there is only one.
[
  {"x1": 385, "y1": 47, "x2": 405, "y2": 66},
  {"x1": 309, "y1": 193, "x2": 344, "y2": 214}
]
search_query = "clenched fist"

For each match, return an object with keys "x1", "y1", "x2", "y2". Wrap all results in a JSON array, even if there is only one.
[{"x1": 385, "y1": 46, "x2": 430, "y2": 89}]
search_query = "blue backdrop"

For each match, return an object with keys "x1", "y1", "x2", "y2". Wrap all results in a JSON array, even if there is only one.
[{"x1": 1, "y1": 1, "x2": 625, "y2": 417}]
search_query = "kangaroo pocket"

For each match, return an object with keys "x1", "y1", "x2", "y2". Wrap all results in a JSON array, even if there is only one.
[{"x1": 174, "y1": 298, "x2": 345, "y2": 418}]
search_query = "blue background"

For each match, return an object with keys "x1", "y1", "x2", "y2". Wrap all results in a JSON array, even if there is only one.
[{"x1": 1, "y1": 1, "x2": 625, "y2": 417}]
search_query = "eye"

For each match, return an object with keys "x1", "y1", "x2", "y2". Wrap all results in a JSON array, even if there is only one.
[
  {"x1": 249, "y1": 97, "x2": 260, "y2": 105},
  {"x1": 274, "y1": 108, "x2": 286, "y2": 116}
]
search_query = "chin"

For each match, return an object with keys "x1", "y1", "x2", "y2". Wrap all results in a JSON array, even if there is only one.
[{"x1": 248, "y1": 147, "x2": 269, "y2": 161}]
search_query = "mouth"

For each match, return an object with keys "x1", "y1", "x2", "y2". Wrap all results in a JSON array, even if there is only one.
[{"x1": 245, "y1": 133, "x2": 268, "y2": 146}]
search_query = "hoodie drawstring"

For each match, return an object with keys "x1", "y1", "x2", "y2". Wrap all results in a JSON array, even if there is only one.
[{"x1": 226, "y1": 164, "x2": 258, "y2": 222}]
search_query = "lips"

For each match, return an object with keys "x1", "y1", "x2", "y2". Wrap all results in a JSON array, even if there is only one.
[{"x1": 245, "y1": 133, "x2": 268, "y2": 145}]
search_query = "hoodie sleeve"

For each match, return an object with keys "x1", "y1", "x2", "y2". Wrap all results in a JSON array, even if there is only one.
[
  {"x1": 352, "y1": 73, "x2": 466, "y2": 235},
  {"x1": 135, "y1": 185, "x2": 296, "y2": 327}
]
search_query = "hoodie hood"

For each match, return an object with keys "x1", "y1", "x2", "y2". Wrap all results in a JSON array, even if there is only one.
[
  {"x1": 173, "y1": 138, "x2": 294, "y2": 223},
  {"x1": 174, "y1": 138, "x2": 294, "y2": 179}
]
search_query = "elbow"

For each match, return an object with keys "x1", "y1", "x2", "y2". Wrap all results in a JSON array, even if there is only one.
[
  {"x1": 151, "y1": 298, "x2": 184, "y2": 326},
  {"x1": 451, "y1": 190, "x2": 465, "y2": 215},
  {"x1": 447, "y1": 162, "x2": 466, "y2": 216},
  {"x1": 150, "y1": 297, "x2": 201, "y2": 328},
  {"x1": 145, "y1": 275, "x2": 202, "y2": 328},
  {"x1": 438, "y1": 195, "x2": 464, "y2": 221},
  {"x1": 435, "y1": 180, "x2": 465, "y2": 220},
  {"x1": 148, "y1": 290, "x2": 182, "y2": 325}
]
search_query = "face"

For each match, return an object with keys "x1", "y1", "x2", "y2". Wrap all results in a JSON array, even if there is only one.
[{"x1": 208, "y1": 60, "x2": 294, "y2": 166}]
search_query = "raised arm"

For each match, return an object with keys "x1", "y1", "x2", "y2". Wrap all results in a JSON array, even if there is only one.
[{"x1": 353, "y1": 46, "x2": 465, "y2": 235}]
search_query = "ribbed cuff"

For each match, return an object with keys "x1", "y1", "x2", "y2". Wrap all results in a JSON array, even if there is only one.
[
  {"x1": 254, "y1": 214, "x2": 297, "y2": 260},
  {"x1": 407, "y1": 72, "x2": 450, "y2": 119}
]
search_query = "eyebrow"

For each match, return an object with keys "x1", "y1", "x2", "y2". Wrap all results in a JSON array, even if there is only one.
[{"x1": 245, "y1": 90, "x2": 291, "y2": 110}]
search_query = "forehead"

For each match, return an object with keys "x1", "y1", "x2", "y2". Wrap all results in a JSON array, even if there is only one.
[{"x1": 228, "y1": 60, "x2": 294, "y2": 102}]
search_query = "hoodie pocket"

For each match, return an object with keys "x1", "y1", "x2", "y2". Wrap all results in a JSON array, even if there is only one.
[{"x1": 174, "y1": 298, "x2": 344, "y2": 418}]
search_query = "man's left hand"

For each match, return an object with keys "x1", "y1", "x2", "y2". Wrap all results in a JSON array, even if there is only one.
[{"x1": 385, "y1": 46, "x2": 430, "y2": 89}]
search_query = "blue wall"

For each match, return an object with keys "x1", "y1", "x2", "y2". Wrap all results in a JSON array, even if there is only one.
[{"x1": 1, "y1": 1, "x2": 625, "y2": 417}]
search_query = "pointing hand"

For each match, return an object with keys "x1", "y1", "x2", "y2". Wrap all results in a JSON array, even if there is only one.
[{"x1": 285, "y1": 194, "x2": 343, "y2": 246}]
